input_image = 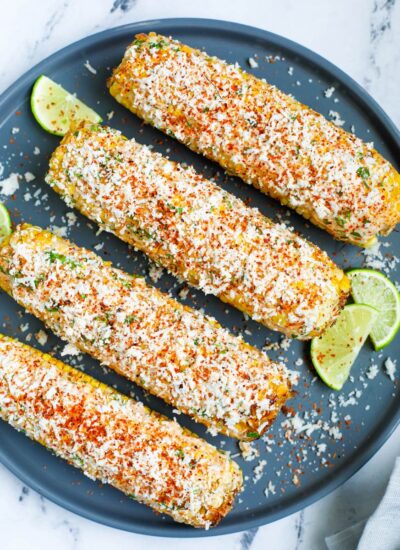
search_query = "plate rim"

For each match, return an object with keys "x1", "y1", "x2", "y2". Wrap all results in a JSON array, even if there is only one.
[{"x1": 0, "y1": 17, "x2": 399, "y2": 538}]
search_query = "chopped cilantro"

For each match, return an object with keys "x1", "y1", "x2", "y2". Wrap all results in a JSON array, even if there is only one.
[
  {"x1": 46, "y1": 250, "x2": 80, "y2": 269},
  {"x1": 34, "y1": 274, "x2": 45, "y2": 288},
  {"x1": 247, "y1": 431, "x2": 260, "y2": 439},
  {"x1": 124, "y1": 315, "x2": 136, "y2": 324},
  {"x1": 149, "y1": 40, "x2": 167, "y2": 49},
  {"x1": 356, "y1": 166, "x2": 370, "y2": 187},
  {"x1": 335, "y1": 216, "x2": 346, "y2": 227}
]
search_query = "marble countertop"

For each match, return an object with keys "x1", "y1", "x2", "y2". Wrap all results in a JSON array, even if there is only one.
[{"x1": 1, "y1": 1, "x2": 399, "y2": 549}]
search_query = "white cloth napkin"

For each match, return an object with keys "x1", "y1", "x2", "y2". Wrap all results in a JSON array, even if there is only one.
[{"x1": 325, "y1": 457, "x2": 400, "y2": 550}]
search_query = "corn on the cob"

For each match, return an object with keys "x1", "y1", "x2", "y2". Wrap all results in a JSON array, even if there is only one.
[
  {"x1": 0, "y1": 224, "x2": 290, "y2": 440},
  {"x1": 46, "y1": 123, "x2": 349, "y2": 339},
  {"x1": 108, "y1": 33, "x2": 400, "y2": 247},
  {"x1": 0, "y1": 334, "x2": 242, "y2": 528}
]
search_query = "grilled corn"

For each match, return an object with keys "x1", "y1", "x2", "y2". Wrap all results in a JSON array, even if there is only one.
[
  {"x1": 0, "y1": 334, "x2": 242, "y2": 528},
  {"x1": 46, "y1": 123, "x2": 349, "y2": 338},
  {"x1": 108, "y1": 32, "x2": 400, "y2": 247},
  {"x1": 0, "y1": 224, "x2": 290, "y2": 440}
]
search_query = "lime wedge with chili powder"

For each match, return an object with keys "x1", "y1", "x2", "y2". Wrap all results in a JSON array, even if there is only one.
[
  {"x1": 31, "y1": 75, "x2": 102, "y2": 136},
  {"x1": 310, "y1": 304, "x2": 378, "y2": 390}
]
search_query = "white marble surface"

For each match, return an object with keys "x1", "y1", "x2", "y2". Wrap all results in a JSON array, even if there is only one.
[{"x1": 0, "y1": 1, "x2": 399, "y2": 549}]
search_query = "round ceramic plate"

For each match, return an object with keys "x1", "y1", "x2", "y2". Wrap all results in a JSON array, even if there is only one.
[{"x1": 0, "y1": 18, "x2": 399, "y2": 537}]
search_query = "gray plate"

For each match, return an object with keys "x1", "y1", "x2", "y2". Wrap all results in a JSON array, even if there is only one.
[{"x1": 0, "y1": 18, "x2": 399, "y2": 537}]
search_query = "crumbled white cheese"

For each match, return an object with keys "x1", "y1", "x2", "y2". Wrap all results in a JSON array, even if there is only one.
[
  {"x1": 178, "y1": 286, "x2": 189, "y2": 300},
  {"x1": 0, "y1": 173, "x2": 19, "y2": 195},
  {"x1": 329, "y1": 110, "x2": 345, "y2": 127},
  {"x1": 11, "y1": 127, "x2": 19, "y2": 135},
  {"x1": 48, "y1": 225, "x2": 68, "y2": 238},
  {"x1": 253, "y1": 459, "x2": 267, "y2": 483},
  {"x1": 35, "y1": 330, "x2": 48, "y2": 346},
  {"x1": 66, "y1": 212, "x2": 77, "y2": 226},
  {"x1": 248, "y1": 57, "x2": 258, "y2": 69},
  {"x1": 149, "y1": 264, "x2": 163, "y2": 283},
  {"x1": 239, "y1": 441, "x2": 259, "y2": 461},
  {"x1": 366, "y1": 363, "x2": 379, "y2": 380},
  {"x1": 84, "y1": 60, "x2": 97, "y2": 74},
  {"x1": 106, "y1": 111, "x2": 115, "y2": 120},
  {"x1": 24, "y1": 172, "x2": 35, "y2": 182},
  {"x1": 280, "y1": 336, "x2": 291, "y2": 351},
  {"x1": 264, "y1": 480, "x2": 276, "y2": 497},
  {"x1": 384, "y1": 358, "x2": 397, "y2": 382},
  {"x1": 324, "y1": 86, "x2": 335, "y2": 98},
  {"x1": 33, "y1": 146, "x2": 40, "y2": 155},
  {"x1": 60, "y1": 343, "x2": 81, "y2": 357}
]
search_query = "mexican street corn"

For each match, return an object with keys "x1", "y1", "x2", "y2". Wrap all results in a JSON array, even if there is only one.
[
  {"x1": 46, "y1": 123, "x2": 349, "y2": 339},
  {"x1": 0, "y1": 334, "x2": 242, "y2": 528},
  {"x1": 0, "y1": 224, "x2": 291, "y2": 440},
  {"x1": 108, "y1": 33, "x2": 400, "y2": 247}
]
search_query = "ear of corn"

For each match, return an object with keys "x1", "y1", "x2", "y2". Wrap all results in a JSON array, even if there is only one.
[
  {"x1": 46, "y1": 123, "x2": 349, "y2": 339},
  {"x1": 108, "y1": 32, "x2": 400, "y2": 247},
  {"x1": 0, "y1": 224, "x2": 290, "y2": 440},
  {"x1": 0, "y1": 333, "x2": 243, "y2": 528}
]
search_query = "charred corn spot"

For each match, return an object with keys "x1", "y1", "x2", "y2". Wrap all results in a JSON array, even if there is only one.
[
  {"x1": 0, "y1": 334, "x2": 243, "y2": 528},
  {"x1": 108, "y1": 32, "x2": 400, "y2": 246},
  {"x1": 0, "y1": 224, "x2": 291, "y2": 441},
  {"x1": 46, "y1": 124, "x2": 349, "y2": 339}
]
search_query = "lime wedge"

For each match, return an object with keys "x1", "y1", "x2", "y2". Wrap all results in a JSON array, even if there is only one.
[
  {"x1": 0, "y1": 203, "x2": 11, "y2": 243},
  {"x1": 348, "y1": 268, "x2": 400, "y2": 350},
  {"x1": 31, "y1": 75, "x2": 102, "y2": 136},
  {"x1": 310, "y1": 304, "x2": 377, "y2": 390}
]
